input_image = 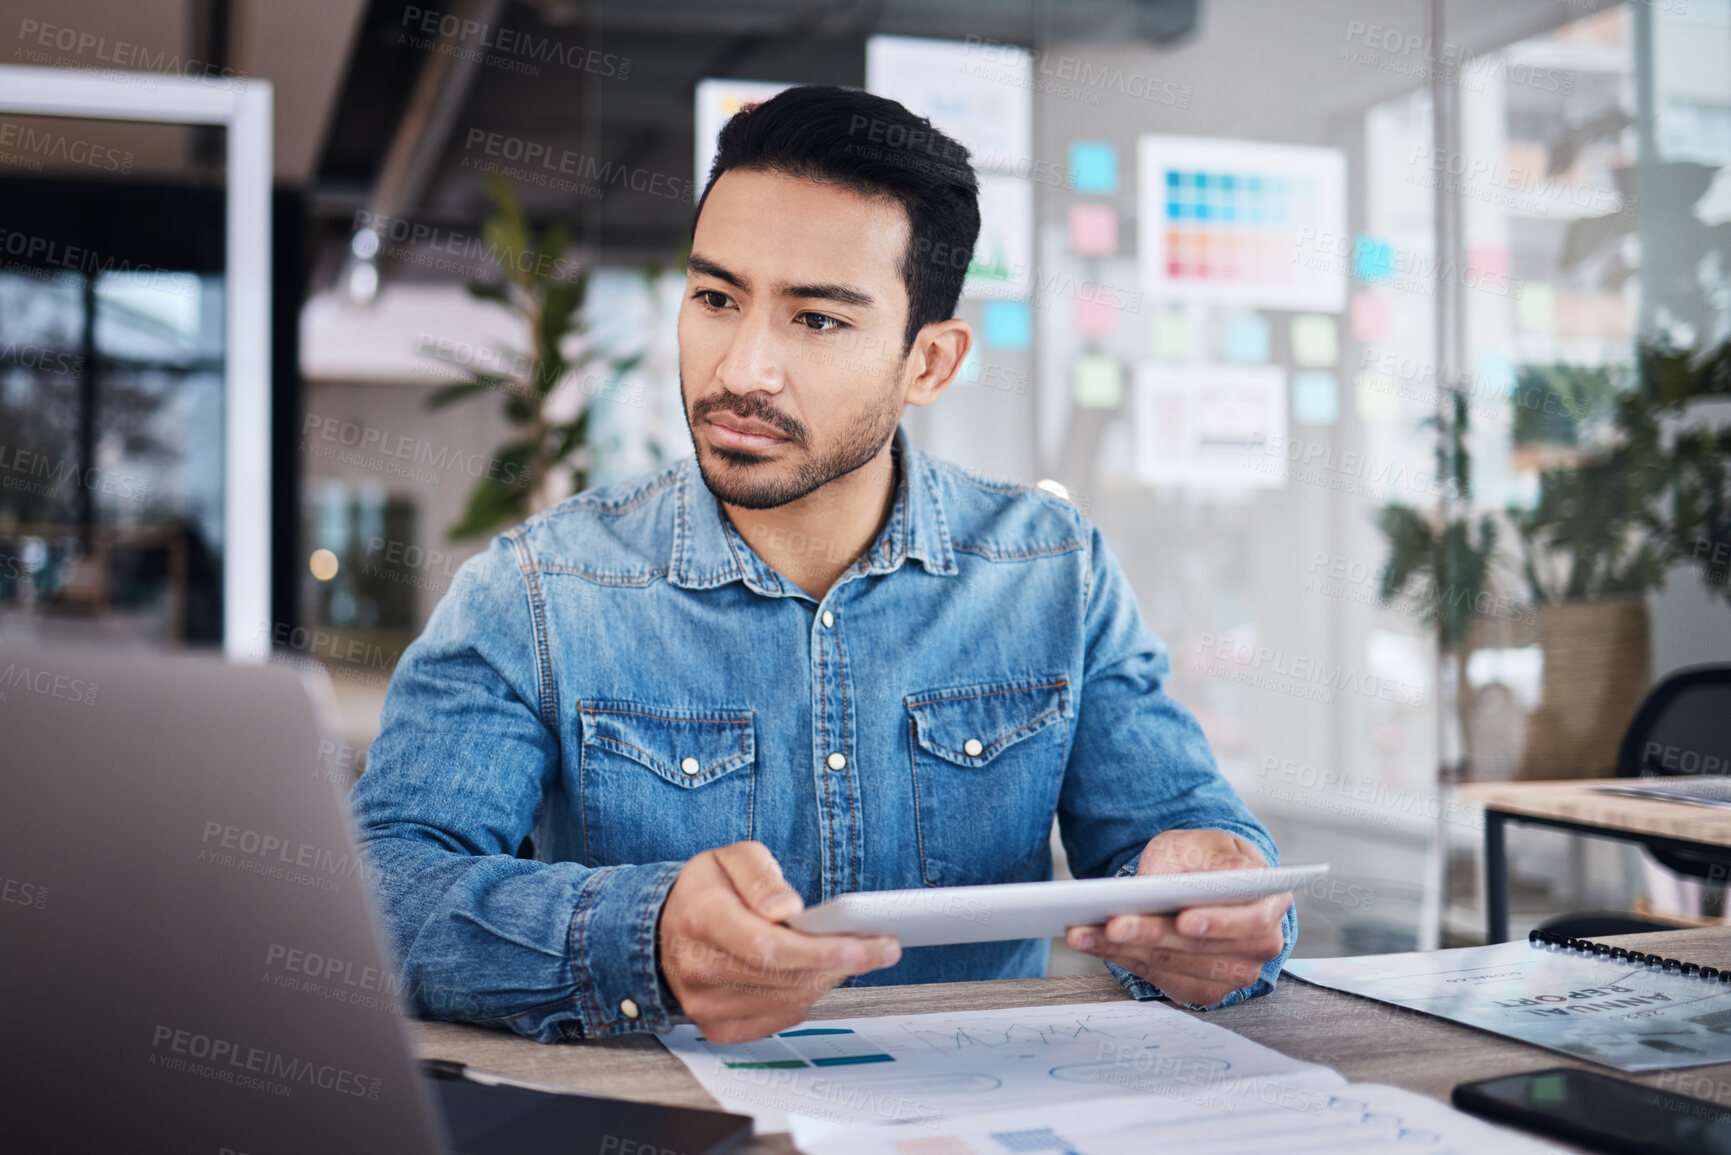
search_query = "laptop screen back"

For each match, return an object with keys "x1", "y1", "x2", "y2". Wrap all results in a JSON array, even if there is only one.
[{"x1": 0, "y1": 642, "x2": 448, "y2": 1153}]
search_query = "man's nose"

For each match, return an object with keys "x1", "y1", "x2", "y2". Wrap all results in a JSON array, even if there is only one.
[{"x1": 715, "y1": 310, "x2": 786, "y2": 396}]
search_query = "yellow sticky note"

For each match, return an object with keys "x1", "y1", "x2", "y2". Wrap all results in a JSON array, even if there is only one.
[
  {"x1": 1517, "y1": 282, "x2": 1555, "y2": 333},
  {"x1": 1073, "y1": 354, "x2": 1124, "y2": 409},
  {"x1": 1354, "y1": 372, "x2": 1398, "y2": 422},
  {"x1": 1291, "y1": 314, "x2": 1339, "y2": 368},
  {"x1": 1151, "y1": 311, "x2": 1192, "y2": 361}
]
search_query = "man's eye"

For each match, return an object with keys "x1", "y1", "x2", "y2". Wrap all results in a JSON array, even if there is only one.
[
  {"x1": 692, "y1": 289, "x2": 731, "y2": 310},
  {"x1": 797, "y1": 312, "x2": 843, "y2": 332}
]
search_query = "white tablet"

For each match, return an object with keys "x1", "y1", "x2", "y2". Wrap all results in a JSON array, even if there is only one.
[{"x1": 784, "y1": 864, "x2": 1326, "y2": 948}]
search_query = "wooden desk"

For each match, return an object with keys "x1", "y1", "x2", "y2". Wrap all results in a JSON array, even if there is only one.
[
  {"x1": 1458, "y1": 780, "x2": 1731, "y2": 942},
  {"x1": 412, "y1": 928, "x2": 1731, "y2": 1154}
]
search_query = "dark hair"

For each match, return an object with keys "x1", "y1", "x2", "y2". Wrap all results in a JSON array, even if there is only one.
[{"x1": 694, "y1": 85, "x2": 980, "y2": 357}]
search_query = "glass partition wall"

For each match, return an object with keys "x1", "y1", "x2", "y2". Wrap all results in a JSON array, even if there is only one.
[
  {"x1": 0, "y1": 67, "x2": 272, "y2": 659},
  {"x1": 0, "y1": 259, "x2": 227, "y2": 646},
  {"x1": 277, "y1": 0, "x2": 1729, "y2": 954}
]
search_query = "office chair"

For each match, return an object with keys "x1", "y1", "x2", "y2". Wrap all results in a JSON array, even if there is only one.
[{"x1": 1537, "y1": 664, "x2": 1731, "y2": 940}]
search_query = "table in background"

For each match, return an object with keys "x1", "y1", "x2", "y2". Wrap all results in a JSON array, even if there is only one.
[
  {"x1": 1458, "y1": 780, "x2": 1731, "y2": 943},
  {"x1": 412, "y1": 928, "x2": 1731, "y2": 1155}
]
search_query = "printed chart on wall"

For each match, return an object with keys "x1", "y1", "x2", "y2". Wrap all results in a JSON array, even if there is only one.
[
  {"x1": 1137, "y1": 136, "x2": 1347, "y2": 312},
  {"x1": 867, "y1": 34, "x2": 1034, "y2": 300},
  {"x1": 659, "y1": 1000, "x2": 1342, "y2": 1132},
  {"x1": 694, "y1": 79, "x2": 793, "y2": 189},
  {"x1": 1131, "y1": 364, "x2": 1286, "y2": 489}
]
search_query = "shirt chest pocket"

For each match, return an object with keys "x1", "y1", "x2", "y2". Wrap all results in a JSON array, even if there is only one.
[
  {"x1": 576, "y1": 702, "x2": 755, "y2": 867},
  {"x1": 906, "y1": 677, "x2": 1070, "y2": 888}
]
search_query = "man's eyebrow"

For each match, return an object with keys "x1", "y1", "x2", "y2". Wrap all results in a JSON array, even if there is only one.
[
  {"x1": 778, "y1": 280, "x2": 876, "y2": 308},
  {"x1": 688, "y1": 252, "x2": 877, "y2": 309},
  {"x1": 687, "y1": 253, "x2": 744, "y2": 289}
]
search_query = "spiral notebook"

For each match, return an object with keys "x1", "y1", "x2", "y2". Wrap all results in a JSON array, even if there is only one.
[{"x1": 1284, "y1": 932, "x2": 1731, "y2": 1072}]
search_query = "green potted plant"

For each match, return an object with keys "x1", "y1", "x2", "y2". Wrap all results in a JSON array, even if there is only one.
[
  {"x1": 1376, "y1": 390, "x2": 1501, "y2": 656},
  {"x1": 424, "y1": 174, "x2": 645, "y2": 541},
  {"x1": 1375, "y1": 389, "x2": 1526, "y2": 780},
  {"x1": 1506, "y1": 341, "x2": 1731, "y2": 777}
]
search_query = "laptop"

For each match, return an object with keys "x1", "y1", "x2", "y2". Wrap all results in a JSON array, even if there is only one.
[{"x1": 0, "y1": 640, "x2": 751, "y2": 1154}]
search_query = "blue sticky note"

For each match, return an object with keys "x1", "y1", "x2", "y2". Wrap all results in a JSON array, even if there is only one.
[
  {"x1": 1355, "y1": 235, "x2": 1394, "y2": 283},
  {"x1": 1068, "y1": 141, "x2": 1117, "y2": 194},
  {"x1": 1225, "y1": 313, "x2": 1271, "y2": 363},
  {"x1": 1476, "y1": 351, "x2": 1517, "y2": 395},
  {"x1": 1293, "y1": 371, "x2": 1340, "y2": 425},
  {"x1": 982, "y1": 300, "x2": 1032, "y2": 351}
]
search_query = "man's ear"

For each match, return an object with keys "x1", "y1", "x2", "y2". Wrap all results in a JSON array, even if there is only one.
[{"x1": 904, "y1": 319, "x2": 972, "y2": 408}]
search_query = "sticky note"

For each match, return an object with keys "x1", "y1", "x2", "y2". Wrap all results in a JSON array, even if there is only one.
[
  {"x1": 1517, "y1": 282, "x2": 1555, "y2": 332},
  {"x1": 1292, "y1": 371, "x2": 1339, "y2": 425},
  {"x1": 1351, "y1": 292, "x2": 1391, "y2": 342},
  {"x1": 1468, "y1": 244, "x2": 1509, "y2": 278},
  {"x1": 1225, "y1": 313, "x2": 1271, "y2": 363},
  {"x1": 1068, "y1": 203, "x2": 1118, "y2": 256},
  {"x1": 983, "y1": 300, "x2": 1032, "y2": 350},
  {"x1": 1151, "y1": 310, "x2": 1192, "y2": 361},
  {"x1": 1475, "y1": 351, "x2": 1516, "y2": 396},
  {"x1": 1354, "y1": 235, "x2": 1393, "y2": 282},
  {"x1": 1076, "y1": 293, "x2": 1117, "y2": 338},
  {"x1": 1355, "y1": 371, "x2": 1398, "y2": 422},
  {"x1": 1072, "y1": 354, "x2": 1123, "y2": 408},
  {"x1": 1290, "y1": 315, "x2": 1339, "y2": 367},
  {"x1": 1068, "y1": 141, "x2": 1117, "y2": 194}
]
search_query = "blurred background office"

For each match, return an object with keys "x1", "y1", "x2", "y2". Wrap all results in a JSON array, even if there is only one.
[{"x1": 2, "y1": 0, "x2": 1728, "y2": 964}]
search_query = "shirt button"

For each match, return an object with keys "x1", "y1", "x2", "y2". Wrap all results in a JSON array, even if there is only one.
[
  {"x1": 821, "y1": 610, "x2": 834, "y2": 628},
  {"x1": 620, "y1": 997, "x2": 640, "y2": 1019},
  {"x1": 679, "y1": 757, "x2": 701, "y2": 776},
  {"x1": 827, "y1": 752, "x2": 847, "y2": 771},
  {"x1": 963, "y1": 738, "x2": 984, "y2": 757}
]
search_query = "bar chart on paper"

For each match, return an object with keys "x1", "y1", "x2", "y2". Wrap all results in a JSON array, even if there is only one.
[
  {"x1": 660, "y1": 1001, "x2": 1344, "y2": 1132},
  {"x1": 700, "y1": 1027, "x2": 894, "y2": 1070}
]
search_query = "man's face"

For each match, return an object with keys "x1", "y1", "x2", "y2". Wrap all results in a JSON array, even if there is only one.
[{"x1": 678, "y1": 167, "x2": 915, "y2": 510}]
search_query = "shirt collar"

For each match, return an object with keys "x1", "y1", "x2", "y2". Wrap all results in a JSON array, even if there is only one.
[{"x1": 669, "y1": 426, "x2": 957, "y2": 595}]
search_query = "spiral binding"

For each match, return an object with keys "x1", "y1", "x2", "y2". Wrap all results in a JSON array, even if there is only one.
[{"x1": 1528, "y1": 927, "x2": 1731, "y2": 981}]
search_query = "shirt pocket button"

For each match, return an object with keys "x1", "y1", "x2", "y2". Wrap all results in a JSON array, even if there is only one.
[
  {"x1": 577, "y1": 703, "x2": 755, "y2": 865},
  {"x1": 905, "y1": 678, "x2": 1069, "y2": 887}
]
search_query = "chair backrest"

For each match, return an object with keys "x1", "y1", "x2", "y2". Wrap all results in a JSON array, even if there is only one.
[{"x1": 1617, "y1": 664, "x2": 1731, "y2": 777}]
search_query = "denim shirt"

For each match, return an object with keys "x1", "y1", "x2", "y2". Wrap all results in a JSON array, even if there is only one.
[{"x1": 350, "y1": 429, "x2": 1296, "y2": 1042}]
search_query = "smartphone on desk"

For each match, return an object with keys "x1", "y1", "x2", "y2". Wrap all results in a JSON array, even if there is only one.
[{"x1": 1453, "y1": 1067, "x2": 1731, "y2": 1154}]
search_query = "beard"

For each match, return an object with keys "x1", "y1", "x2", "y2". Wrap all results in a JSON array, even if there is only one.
[{"x1": 683, "y1": 376, "x2": 904, "y2": 510}]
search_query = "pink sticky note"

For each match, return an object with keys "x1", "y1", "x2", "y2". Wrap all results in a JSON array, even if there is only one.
[
  {"x1": 1068, "y1": 203, "x2": 1118, "y2": 256},
  {"x1": 1351, "y1": 292, "x2": 1391, "y2": 342},
  {"x1": 1075, "y1": 293, "x2": 1117, "y2": 337},
  {"x1": 1468, "y1": 244, "x2": 1509, "y2": 279}
]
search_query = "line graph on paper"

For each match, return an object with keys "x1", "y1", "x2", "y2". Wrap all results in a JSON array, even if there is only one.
[{"x1": 900, "y1": 1012, "x2": 1171, "y2": 1057}]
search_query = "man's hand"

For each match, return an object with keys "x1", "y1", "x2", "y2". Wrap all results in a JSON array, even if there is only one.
[
  {"x1": 658, "y1": 841, "x2": 901, "y2": 1043},
  {"x1": 1063, "y1": 829, "x2": 1289, "y2": 1009}
]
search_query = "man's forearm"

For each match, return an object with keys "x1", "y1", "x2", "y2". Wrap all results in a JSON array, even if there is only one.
[{"x1": 358, "y1": 831, "x2": 683, "y2": 1042}]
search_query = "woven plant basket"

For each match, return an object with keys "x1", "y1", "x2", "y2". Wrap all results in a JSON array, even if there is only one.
[
  {"x1": 1458, "y1": 611, "x2": 1541, "y2": 782},
  {"x1": 1517, "y1": 594, "x2": 1651, "y2": 779}
]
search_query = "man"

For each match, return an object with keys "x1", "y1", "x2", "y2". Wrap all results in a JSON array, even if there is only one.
[{"x1": 351, "y1": 85, "x2": 1294, "y2": 1047}]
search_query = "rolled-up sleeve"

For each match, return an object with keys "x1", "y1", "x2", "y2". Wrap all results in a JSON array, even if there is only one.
[
  {"x1": 1055, "y1": 525, "x2": 1296, "y2": 1007},
  {"x1": 349, "y1": 530, "x2": 680, "y2": 1041}
]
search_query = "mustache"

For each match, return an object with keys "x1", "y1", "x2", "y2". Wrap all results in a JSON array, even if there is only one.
[{"x1": 690, "y1": 393, "x2": 810, "y2": 447}]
